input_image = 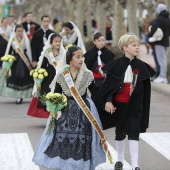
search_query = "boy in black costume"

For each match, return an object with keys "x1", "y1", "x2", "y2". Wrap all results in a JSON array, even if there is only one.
[
  {"x1": 84, "y1": 32, "x2": 115, "y2": 122},
  {"x1": 100, "y1": 33, "x2": 155, "y2": 170}
]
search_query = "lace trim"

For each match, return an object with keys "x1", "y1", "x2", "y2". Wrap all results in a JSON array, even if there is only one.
[
  {"x1": 62, "y1": 31, "x2": 77, "y2": 46},
  {"x1": 56, "y1": 68, "x2": 94, "y2": 96},
  {"x1": 44, "y1": 98, "x2": 92, "y2": 161},
  {"x1": 44, "y1": 136, "x2": 92, "y2": 160},
  {"x1": 7, "y1": 83, "x2": 33, "y2": 90},
  {"x1": 56, "y1": 73, "x2": 70, "y2": 96},
  {"x1": 13, "y1": 37, "x2": 26, "y2": 51}
]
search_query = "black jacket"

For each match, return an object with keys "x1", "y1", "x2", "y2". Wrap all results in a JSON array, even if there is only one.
[
  {"x1": 84, "y1": 46, "x2": 115, "y2": 73},
  {"x1": 149, "y1": 10, "x2": 170, "y2": 47},
  {"x1": 22, "y1": 21, "x2": 40, "y2": 33},
  {"x1": 0, "y1": 35, "x2": 8, "y2": 57},
  {"x1": 99, "y1": 56, "x2": 155, "y2": 133},
  {"x1": 31, "y1": 28, "x2": 55, "y2": 62}
]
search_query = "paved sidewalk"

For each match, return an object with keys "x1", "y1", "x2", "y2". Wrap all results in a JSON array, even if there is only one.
[{"x1": 139, "y1": 44, "x2": 170, "y2": 96}]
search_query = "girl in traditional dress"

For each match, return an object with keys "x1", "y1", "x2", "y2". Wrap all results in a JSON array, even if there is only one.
[
  {"x1": 0, "y1": 24, "x2": 33, "y2": 104},
  {"x1": 0, "y1": 18, "x2": 10, "y2": 68},
  {"x1": 27, "y1": 33, "x2": 66, "y2": 118},
  {"x1": 32, "y1": 46, "x2": 112, "y2": 170},
  {"x1": 61, "y1": 21, "x2": 86, "y2": 53}
]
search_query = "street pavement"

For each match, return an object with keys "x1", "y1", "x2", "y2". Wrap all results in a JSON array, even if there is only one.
[{"x1": 0, "y1": 44, "x2": 170, "y2": 170}]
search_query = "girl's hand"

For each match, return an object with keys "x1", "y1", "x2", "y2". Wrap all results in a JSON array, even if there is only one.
[{"x1": 105, "y1": 102, "x2": 116, "y2": 114}]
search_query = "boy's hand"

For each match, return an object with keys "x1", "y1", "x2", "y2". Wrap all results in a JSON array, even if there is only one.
[
  {"x1": 32, "y1": 61, "x2": 37, "y2": 68},
  {"x1": 130, "y1": 84, "x2": 134, "y2": 96},
  {"x1": 105, "y1": 102, "x2": 116, "y2": 114}
]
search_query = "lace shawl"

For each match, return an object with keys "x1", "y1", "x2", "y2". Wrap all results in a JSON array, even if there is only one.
[
  {"x1": 62, "y1": 31, "x2": 77, "y2": 46},
  {"x1": 56, "y1": 67, "x2": 94, "y2": 96}
]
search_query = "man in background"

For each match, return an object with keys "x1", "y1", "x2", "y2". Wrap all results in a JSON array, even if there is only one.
[{"x1": 31, "y1": 15, "x2": 55, "y2": 68}]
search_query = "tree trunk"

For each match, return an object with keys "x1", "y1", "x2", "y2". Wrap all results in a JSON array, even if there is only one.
[
  {"x1": 96, "y1": 0, "x2": 106, "y2": 37},
  {"x1": 127, "y1": 0, "x2": 139, "y2": 37},
  {"x1": 62, "y1": 1, "x2": 69, "y2": 22},
  {"x1": 46, "y1": 0, "x2": 53, "y2": 19},
  {"x1": 147, "y1": 0, "x2": 154, "y2": 19},
  {"x1": 112, "y1": 0, "x2": 123, "y2": 46},
  {"x1": 65, "y1": 0, "x2": 75, "y2": 21},
  {"x1": 86, "y1": 0, "x2": 92, "y2": 41},
  {"x1": 76, "y1": 0, "x2": 85, "y2": 41},
  {"x1": 166, "y1": 0, "x2": 170, "y2": 12}
]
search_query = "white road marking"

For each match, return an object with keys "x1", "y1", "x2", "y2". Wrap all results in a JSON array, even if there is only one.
[
  {"x1": 140, "y1": 132, "x2": 170, "y2": 160},
  {"x1": 0, "y1": 133, "x2": 40, "y2": 170},
  {"x1": 1, "y1": 132, "x2": 169, "y2": 170}
]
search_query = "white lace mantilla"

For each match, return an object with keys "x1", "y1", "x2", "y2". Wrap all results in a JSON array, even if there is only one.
[
  {"x1": 56, "y1": 67, "x2": 94, "y2": 97},
  {"x1": 13, "y1": 37, "x2": 26, "y2": 52},
  {"x1": 62, "y1": 31, "x2": 77, "y2": 46}
]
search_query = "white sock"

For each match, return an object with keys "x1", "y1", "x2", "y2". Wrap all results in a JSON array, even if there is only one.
[
  {"x1": 129, "y1": 140, "x2": 139, "y2": 170},
  {"x1": 116, "y1": 140, "x2": 125, "y2": 164}
]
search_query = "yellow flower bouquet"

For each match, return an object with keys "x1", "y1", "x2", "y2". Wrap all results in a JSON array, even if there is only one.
[
  {"x1": 40, "y1": 92, "x2": 67, "y2": 133},
  {"x1": 30, "y1": 68, "x2": 48, "y2": 84},
  {"x1": 30, "y1": 68, "x2": 48, "y2": 96},
  {"x1": 1, "y1": 55, "x2": 16, "y2": 76},
  {"x1": 65, "y1": 44, "x2": 73, "y2": 49}
]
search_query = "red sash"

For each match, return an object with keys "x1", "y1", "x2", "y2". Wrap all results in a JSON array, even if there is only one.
[
  {"x1": 114, "y1": 83, "x2": 131, "y2": 103},
  {"x1": 93, "y1": 65, "x2": 104, "y2": 79}
]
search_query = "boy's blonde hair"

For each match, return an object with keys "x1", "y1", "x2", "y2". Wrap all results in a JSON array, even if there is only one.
[{"x1": 118, "y1": 32, "x2": 139, "y2": 52}]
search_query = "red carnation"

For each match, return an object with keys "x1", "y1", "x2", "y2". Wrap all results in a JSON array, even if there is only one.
[{"x1": 133, "y1": 69, "x2": 139, "y2": 74}]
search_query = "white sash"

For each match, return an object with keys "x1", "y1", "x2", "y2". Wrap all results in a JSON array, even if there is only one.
[
  {"x1": 47, "y1": 48, "x2": 57, "y2": 67},
  {"x1": 0, "y1": 33, "x2": 9, "y2": 42},
  {"x1": 12, "y1": 38, "x2": 32, "y2": 71}
]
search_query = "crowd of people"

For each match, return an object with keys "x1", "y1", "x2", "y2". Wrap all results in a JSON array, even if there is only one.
[
  {"x1": 142, "y1": 4, "x2": 170, "y2": 83},
  {"x1": 1, "y1": 3, "x2": 169, "y2": 170}
]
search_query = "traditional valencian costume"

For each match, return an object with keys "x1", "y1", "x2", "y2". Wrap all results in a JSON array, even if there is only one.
[
  {"x1": 27, "y1": 33, "x2": 66, "y2": 118},
  {"x1": 100, "y1": 56, "x2": 155, "y2": 131},
  {"x1": 0, "y1": 24, "x2": 9, "y2": 67},
  {"x1": 0, "y1": 26, "x2": 33, "y2": 102},
  {"x1": 32, "y1": 54, "x2": 114, "y2": 169},
  {"x1": 22, "y1": 20, "x2": 40, "y2": 40},
  {"x1": 99, "y1": 55, "x2": 155, "y2": 170},
  {"x1": 84, "y1": 45, "x2": 115, "y2": 124},
  {"x1": 60, "y1": 21, "x2": 86, "y2": 53},
  {"x1": 31, "y1": 26, "x2": 54, "y2": 62}
]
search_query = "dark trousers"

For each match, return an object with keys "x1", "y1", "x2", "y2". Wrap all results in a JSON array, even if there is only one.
[
  {"x1": 152, "y1": 48, "x2": 160, "y2": 75},
  {"x1": 114, "y1": 101, "x2": 139, "y2": 141}
]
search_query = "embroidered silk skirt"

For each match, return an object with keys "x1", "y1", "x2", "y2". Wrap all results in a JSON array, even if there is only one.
[
  {"x1": 0, "y1": 68, "x2": 33, "y2": 98},
  {"x1": 33, "y1": 97, "x2": 106, "y2": 170}
]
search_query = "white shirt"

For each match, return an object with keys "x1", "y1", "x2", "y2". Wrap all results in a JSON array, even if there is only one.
[{"x1": 124, "y1": 65, "x2": 133, "y2": 83}]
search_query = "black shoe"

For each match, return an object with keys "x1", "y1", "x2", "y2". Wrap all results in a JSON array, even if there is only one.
[
  {"x1": 114, "y1": 162, "x2": 123, "y2": 170},
  {"x1": 133, "y1": 168, "x2": 140, "y2": 170},
  {"x1": 16, "y1": 98, "x2": 23, "y2": 104}
]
